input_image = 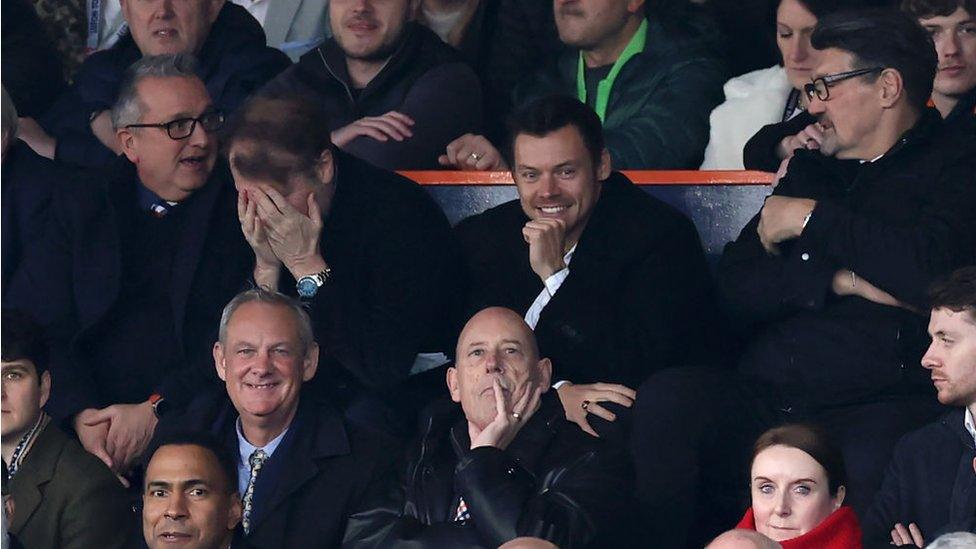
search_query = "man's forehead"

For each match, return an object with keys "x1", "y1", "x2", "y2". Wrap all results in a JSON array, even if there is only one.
[
  {"x1": 513, "y1": 126, "x2": 589, "y2": 168},
  {"x1": 929, "y1": 307, "x2": 976, "y2": 332},
  {"x1": 458, "y1": 310, "x2": 533, "y2": 349},
  {"x1": 920, "y1": 7, "x2": 974, "y2": 25},
  {"x1": 1, "y1": 359, "x2": 35, "y2": 371},
  {"x1": 812, "y1": 48, "x2": 855, "y2": 78},
  {"x1": 147, "y1": 445, "x2": 221, "y2": 483},
  {"x1": 137, "y1": 76, "x2": 212, "y2": 119}
]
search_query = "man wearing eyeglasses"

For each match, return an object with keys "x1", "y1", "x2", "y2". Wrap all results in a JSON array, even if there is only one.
[
  {"x1": 633, "y1": 9, "x2": 976, "y2": 545},
  {"x1": 5, "y1": 54, "x2": 253, "y2": 483}
]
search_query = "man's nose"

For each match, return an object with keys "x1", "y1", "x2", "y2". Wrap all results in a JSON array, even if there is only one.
[
  {"x1": 807, "y1": 94, "x2": 826, "y2": 115},
  {"x1": 940, "y1": 32, "x2": 961, "y2": 57},
  {"x1": 164, "y1": 494, "x2": 188, "y2": 519},
  {"x1": 539, "y1": 175, "x2": 559, "y2": 198},
  {"x1": 484, "y1": 350, "x2": 503, "y2": 373},
  {"x1": 921, "y1": 343, "x2": 940, "y2": 370},
  {"x1": 154, "y1": 0, "x2": 175, "y2": 18},
  {"x1": 187, "y1": 118, "x2": 211, "y2": 148}
]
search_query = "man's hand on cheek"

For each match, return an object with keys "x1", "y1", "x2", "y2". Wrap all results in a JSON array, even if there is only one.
[
  {"x1": 251, "y1": 186, "x2": 327, "y2": 278},
  {"x1": 470, "y1": 378, "x2": 543, "y2": 451}
]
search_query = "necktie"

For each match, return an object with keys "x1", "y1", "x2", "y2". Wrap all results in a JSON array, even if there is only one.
[
  {"x1": 454, "y1": 496, "x2": 471, "y2": 522},
  {"x1": 241, "y1": 449, "x2": 268, "y2": 534}
]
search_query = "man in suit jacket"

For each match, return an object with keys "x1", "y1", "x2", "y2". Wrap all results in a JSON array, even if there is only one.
[
  {"x1": 222, "y1": 92, "x2": 465, "y2": 436},
  {"x1": 154, "y1": 288, "x2": 400, "y2": 547},
  {"x1": 6, "y1": 55, "x2": 252, "y2": 480},
  {"x1": 454, "y1": 95, "x2": 722, "y2": 439},
  {"x1": 864, "y1": 267, "x2": 976, "y2": 547},
  {"x1": 1, "y1": 310, "x2": 131, "y2": 549}
]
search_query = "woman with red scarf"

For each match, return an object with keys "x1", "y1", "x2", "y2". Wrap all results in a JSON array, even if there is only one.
[{"x1": 733, "y1": 424, "x2": 863, "y2": 549}]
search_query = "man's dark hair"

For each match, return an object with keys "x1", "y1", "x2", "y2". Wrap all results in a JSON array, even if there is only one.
[
  {"x1": 929, "y1": 266, "x2": 976, "y2": 323},
  {"x1": 811, "y1": 8, "x2": 937, "y2": 110},
  {"x1": 752, "y1": 423, "x2": 847, "y2": 496},
  {"x1": 221, "y1": 91, "x2": 334, "y2": 188},
  {"x1": 1, "y1": 309, "x2": 49, "y2": 377},
  {"x1": 145, "y1": 431, "x2": 238, "y2": 495},
  {"x1": 504, "y1": 95, "x2": 606, "y2": 171},
  {"x1": 902, "y1": 0, "x2": 975, "y2": 19}
]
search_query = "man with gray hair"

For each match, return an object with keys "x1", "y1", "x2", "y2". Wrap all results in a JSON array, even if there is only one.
[
  {"x1": 16, "y1": 0, "x2": 288, "y2": 168},
  {"x1": 5, "y1": 54, "x2": 252, "y2": 483},
  {"x1": 151, "y1": 287, "x2": 399, "y2": 547}
]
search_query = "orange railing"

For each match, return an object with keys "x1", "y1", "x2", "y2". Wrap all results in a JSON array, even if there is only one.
[{"x1": 398, "y1": 170, "x2": 774, "y2": 186}]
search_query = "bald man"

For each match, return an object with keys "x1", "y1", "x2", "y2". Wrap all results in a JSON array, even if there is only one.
[{"x1": 344, "y1": 307, "x2": 635, "y2": 548}]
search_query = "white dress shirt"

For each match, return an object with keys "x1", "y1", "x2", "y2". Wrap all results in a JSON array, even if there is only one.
[
  {"x1": 965, "y1": 407, "x2": 976, "y2": 448},
  {"x1": 523, "y1": 245, "x2": 577, "y2": 388}
]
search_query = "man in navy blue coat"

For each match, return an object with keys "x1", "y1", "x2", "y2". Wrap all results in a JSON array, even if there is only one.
[
  {"x1": 864, "y1": 267, "x2": 976, "y2": 547},
  {"x1": 15, "y1": 0, "x2": 289, "y2": 169},
  {"x1": 5, "y1": 55, "x2": 252, "y2": 484}
]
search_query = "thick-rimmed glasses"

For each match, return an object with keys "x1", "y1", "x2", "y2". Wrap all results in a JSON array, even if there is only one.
[
  {"x1": 125, "y1": 110, "x2": 225, "y2": 140},
  {"x1": 803, "y1": 67, "x2": 885, "y2": 102}
]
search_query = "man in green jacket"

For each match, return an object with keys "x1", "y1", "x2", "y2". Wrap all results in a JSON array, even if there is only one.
[
  {"x1": 1, "y1": 310, "x2": 132, "y2": 549},
  {"x1": 438, "y1": 0, "x2": 727, "y2": 170}
]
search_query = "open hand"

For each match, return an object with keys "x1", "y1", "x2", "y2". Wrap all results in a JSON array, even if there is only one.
[
  {"x1": 331, "y1": 111, "x2": 414, "y2": 148},
  {"x1": 84, "y1": 401, "x2": 158, "y2": 475},
  {"x1": 556, "y1": 382, "x2": 636, "y2": 437},
  {"x1": 249, "y1": 186, "x2": 326, "y2": 279}
]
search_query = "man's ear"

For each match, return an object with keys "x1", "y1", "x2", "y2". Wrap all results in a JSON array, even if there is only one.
[
  {"x1": 537, "y1": 358, "x2": 553, "y2": 391},
  {"x1": 316, "y1": 148, "x2": 335, "y2": 185},
  {"x1": 38, "y1": 370, "x2": 52, "y2": 409},
  {"x1": 878, "y1": 68, "x2": 905, "y2": 109},
  {"x1": 596, "y1": 148, "x2": 612, "y2": 181},
  {"x1": 213, "y1": 342, "x2": 227, "y2": 382},
  {"x1": 118, "y1": 128, "x2": 138, "y2": 163},
  {"x1": 302, "y1": 343, "x2": 320, "y2": 382},
  {"x1": 446, "y1": 367, "x2": 461, "y2": 403}
]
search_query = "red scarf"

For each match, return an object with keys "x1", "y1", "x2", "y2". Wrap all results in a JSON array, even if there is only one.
[{"x1": 735, "y1": 506, "x2": 863, "y2": 549}]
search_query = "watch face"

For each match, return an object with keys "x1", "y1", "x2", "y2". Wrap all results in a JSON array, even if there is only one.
[{"x1": 297, "y1": 277, "x2": 318, "y2": 298}]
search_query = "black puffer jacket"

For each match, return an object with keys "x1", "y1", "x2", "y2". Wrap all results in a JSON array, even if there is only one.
[
  {"x1": 342, "y1": 393, "x2": 635, "y2": 548},
  {"x1": 39, "y1": 2, "x2": 290, "y2": 168}
]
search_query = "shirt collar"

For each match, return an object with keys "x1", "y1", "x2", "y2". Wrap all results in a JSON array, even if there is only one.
[
  {"x1": 136, "y1": 180, "x2": 179, "y2": 213},
  {"x1": 236, "y1": 417, "x2": 290, "y2": 464},
  {"x1": 965, "y1": 408, "x2": 976, "y2": 448}
]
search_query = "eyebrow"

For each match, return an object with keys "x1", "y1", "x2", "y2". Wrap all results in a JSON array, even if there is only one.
[
  {"x1": 464, "y1": 339, "x2": 523, "y2": 348},
  {"x1": 751, "y1": 476, "x2": 818, "y2": 484}
]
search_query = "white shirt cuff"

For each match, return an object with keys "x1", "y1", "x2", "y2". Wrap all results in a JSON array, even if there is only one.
[
  {"x1": 552, "y1": 380, "x2": 571, "y2": 389},
  {"x1": 543, "y1": 267, "x2": 570, "y2": 296}
]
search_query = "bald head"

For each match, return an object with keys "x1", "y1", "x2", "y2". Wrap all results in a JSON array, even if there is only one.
[
  {"x1": 706, "y1": 530, "x2": 783, "y2": 549},
  {"x1": 449, "y1": 307, "x2": 552, "y2": 430},
  {"x1": 456, "y1": 307, "x2": 540, "y2": 363}
]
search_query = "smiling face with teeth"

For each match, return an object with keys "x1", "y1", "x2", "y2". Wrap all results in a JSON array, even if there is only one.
[
  {"x1": 121, "y1": 0, "x2": 222, "y2": 56},
  {"x1": 213, "y1": 301, "x2": 319, "y2": 439},
  {"x1": 513, "y1": 124, "x2": 610, "y2": 250},
  {"x1": 118, "y1": 75, "x2": 218, "y2": 202}
]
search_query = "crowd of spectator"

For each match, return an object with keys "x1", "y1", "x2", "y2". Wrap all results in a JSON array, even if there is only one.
[{"x1": 1, "y1": 0, "x2": 974, "y2": 547}]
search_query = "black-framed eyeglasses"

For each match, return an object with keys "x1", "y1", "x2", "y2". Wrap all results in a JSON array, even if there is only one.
[
  {"x1": 803, "y1": 67, "x2": 885, "y2": 102},
  {"x1": 125, "y1": 110, "x2": 225, "y2": 140}
]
